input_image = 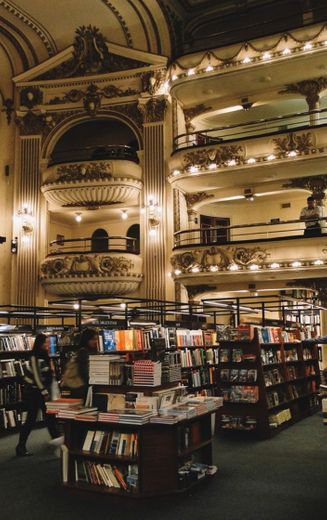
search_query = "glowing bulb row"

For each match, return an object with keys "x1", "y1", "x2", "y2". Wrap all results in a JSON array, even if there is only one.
[
  {"x1": 172, "y1": 259, "x2": 324, "y2": 275},
  {"x1": 171, "y1": 150, "x2": 299, "y2": 177},
  {"x1": 170, "y1": 37, "x2": 325, "y2": 82}
]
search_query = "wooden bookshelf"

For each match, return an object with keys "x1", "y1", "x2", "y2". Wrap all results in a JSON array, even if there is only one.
[
  {"x1": 216, "y1": 329, "x2": 320, "y2": 439},
  {"x1": 60, "y1": 409, "x2": 217, "y2": 497}
]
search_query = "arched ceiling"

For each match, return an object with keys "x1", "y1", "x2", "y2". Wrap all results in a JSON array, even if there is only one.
[{"x1": 0, "y1": 0, "x2": 173, "y2": 69}]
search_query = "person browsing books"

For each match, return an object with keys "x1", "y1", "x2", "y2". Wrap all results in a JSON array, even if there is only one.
[
  {"x1": 16, "y1": 334, "x2": 62, "y2": 457},
  {"x1": 61, "y1": 328, "x2": 98, "y2": 402}
]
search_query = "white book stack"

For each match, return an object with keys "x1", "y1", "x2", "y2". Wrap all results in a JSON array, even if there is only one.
[
  {"x1": 132, "y1": 360, "x2": 162, "y2": 387},
  {"x1": 89, "y1": 355, "x2": 122, "y2": 385}
]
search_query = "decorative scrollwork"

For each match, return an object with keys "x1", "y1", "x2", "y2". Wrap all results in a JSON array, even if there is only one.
[
  {"x1": 233, "y1": 247, "x2": 267, "y2": 266},
  {"x1": 55, "y1": 162, "x2": 112, "y2": 183},
  {"x1": 273, "y1": 132, "x2": 314, "y2": 155},
  {"x1": 40, "y1": 253, "x2": 135, "y2": 277},
  {"x1": 183, "y1": 144, "x2": 244, "y2": 169}
]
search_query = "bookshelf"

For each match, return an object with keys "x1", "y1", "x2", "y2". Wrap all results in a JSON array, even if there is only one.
[
  {"x1": 216, "y1": 327, "x2": 320, "y2": 439},
  {"x1": 61, "y1": 409, "x2": 217, "y2": 497}
]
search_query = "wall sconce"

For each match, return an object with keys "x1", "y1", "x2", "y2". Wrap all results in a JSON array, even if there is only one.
[
  {"x1": 17, "y1": 206, "x2": 34, "y2": 236},
  {"x1": 11, "y1": 237, "x2": 18, "y2": 254},
  {"x1": 143, "y1": 196, "x2": 161, "y2": 236}
]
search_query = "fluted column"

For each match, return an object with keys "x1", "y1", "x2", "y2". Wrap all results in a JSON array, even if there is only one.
[
  {"x1": 138, "y1": 96, "x2": 167, "y2": 301},
  {"x1": 14, "y1": 135, "x2": 42, "y2": 306}
]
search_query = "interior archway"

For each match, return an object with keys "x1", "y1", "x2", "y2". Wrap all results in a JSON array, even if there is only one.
[{"x1": 91, "y1": 228, "x2": 109, "y2": 252}]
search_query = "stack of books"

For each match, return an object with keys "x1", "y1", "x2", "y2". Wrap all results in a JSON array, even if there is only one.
[
  {"x1": 89, "y1": 355, "x2": 124, "y2": 385},
  {"x1": 0, "y1": 335, "x2": 34, "y2": 352},
  {"x1": 82, "y1": 430, "x2": 138, "y2": 458},
  {"x1": 57, "y1": 407, "x2": 98, "y2": 419},
  {"x1": 150, "y1": 414, "x2": 180, "y2": 424},
  {"x1": 98, "y1": 409, "x2": 153, "y2": 425},
  {"x1": 132, "y1": 360, "x2": 162, "y2": 387},
  {"x1": 45, "y1": 398, "x2": 84, "y2": 415}
]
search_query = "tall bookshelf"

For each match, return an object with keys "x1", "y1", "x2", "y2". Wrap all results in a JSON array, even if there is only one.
[
  {"x1": 0, "y1": 333, "x2": 33, "y2": 434},
  {"x1": 216, "y1": 327, "x2": 320, "y2": 439}
]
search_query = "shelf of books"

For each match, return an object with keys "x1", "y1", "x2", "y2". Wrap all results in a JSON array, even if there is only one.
[
  {"x1": 0, "y1": 334, "x2": 33, "y2": 434},
  {"x1": 216, "y1": 325, "x2": 321, "y2": 438}
]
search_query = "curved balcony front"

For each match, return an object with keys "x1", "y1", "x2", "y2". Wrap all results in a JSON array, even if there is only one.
[
  {"x1": 171, "y1": 219, "x2": 327, "y2": 290},
  {"x1": 41, "y1": 146, "x2": 142, "y2": 210},
  {"x1": 169, "y1": 110, "x2": 327, "y2": 192},
  {"x1": 40, "y1": 236, "x2": 143, "y2": 297}
]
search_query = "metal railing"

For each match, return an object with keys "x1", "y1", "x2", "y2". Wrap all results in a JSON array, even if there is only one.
[
  {"x1": 48, "y1": 236, "x2": 139, "y2": 255},
  {"x1": 173, "y1": 108, "x2": 327, "y2": 151},
  {"x1": 50, "y1": 145, "x2": 139, "y2": 165},
  {"x1": 174, "y1": 217, "x2": 327, "y2": 248}
]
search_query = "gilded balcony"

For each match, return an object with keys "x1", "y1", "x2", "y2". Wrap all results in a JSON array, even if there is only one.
[
  {"x1": 40, "y1": 236, "x2": 143, "y2": 296},
  {"x1": 41, "y1": 145, "x2": 142, "y2": 210},
  {"x1": 171, "y1": 219, "x2": 327, "y2": 290},
  {"x1": 168, "y1": 110, "x2": 327, "y2": 191}
]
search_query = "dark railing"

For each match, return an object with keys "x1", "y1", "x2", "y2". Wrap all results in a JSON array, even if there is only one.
[
  {"x1": 48, "y1": 236, "x2": 139, "y2": 255},
  {"x1": 50, "y1": 145, "x2": 139, "y2": 166},
  {"x1": 174, "y1": 218, "x2": 327, "y2": 248},
  {"x1": 173, "y1": 108, "x2": 327, "y2": 151}
]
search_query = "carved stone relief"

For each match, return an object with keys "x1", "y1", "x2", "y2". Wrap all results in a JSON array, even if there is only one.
[
  {"x1": 41, "y1": 254, "x2": 134, "y2": 277},
  {"x1": 273, "y1": 132, "x2": 315, "y2": 155},
  {"x1": 171, "y1": 246, "x2": 268, "y2": 272},
  {"x1": 183, "y1": 144, "x2": 244, "y2": 169},
  {"x1": 184, "y1": 192, "x2": 214, "y2": 209},
  {"x1": 138, "y1": 97, "x2": 167, "y2": 123},
  {"x1": 55, "y1": 162, "x2": 112, "y2": 183}
]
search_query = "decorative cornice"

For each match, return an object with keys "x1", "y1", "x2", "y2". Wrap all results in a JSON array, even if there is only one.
[
  {"x1": 279, "y1": 77, "x2": 327, "y2": 109},
  {"x1": 273, "y1": 132, "x2": 315, "y2": 155},
  {"x1": 138, "y1": 96, "x2": 167, "y2": 123},
  {"x1": 184, "y1": 191, "x2": 214, "y2": 209}
]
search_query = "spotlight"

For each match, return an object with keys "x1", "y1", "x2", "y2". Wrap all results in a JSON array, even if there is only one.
[
  {"x1": 73, "y1": 303, "x2": 80, "y2": 310},
  {"x1": 228, "y1": 263, "x2": 239, "y2": 271},
  {"x1": 313, "y1": 259, "x2": 324, "y2": 266},
  {"x1": 11, "y1": 237, "x2": 17, "y2": 254},
  {"x1": 291, "y1": 261, "x2": 302, "y2": 268},
  {"x1": 267, "y1": 154, "x2": 276, "y2": 161},
  {"x1": 121, "y1": 210, "x2": 128, "y2": 220},
  {"x1": 75, "y1": 212, "x2": 82, "y2": 223},
  {"x1": 249, "y1": 264, "x2": 259, "y2": 271},
  {"x1": 270, "y1": 262, "x2": 280, "y2": 269},
  {"x1": 174, "y1": 269, "x2": 182, "y2": 275}
]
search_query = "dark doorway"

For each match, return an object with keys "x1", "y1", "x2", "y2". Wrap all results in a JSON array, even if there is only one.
[
  {"x1": 91, "y1": 228, "x2": 109, "y2": 252},
  {"x1": 200, "y1": 215, "x2": 230, "y2": 244},
  {"x1": 127, "y1": 224, "x2": 140, "y2": 254}
]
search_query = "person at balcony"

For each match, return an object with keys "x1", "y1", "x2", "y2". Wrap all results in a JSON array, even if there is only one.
[
  {"x1": 61, "y1": 328, "x2": 98, "y2": 402},
  {"x1": 16, "y1": 334, "x2": 62, "y2": 457},
  {"x1": 300, "y1": 196, "x2": 323, "y2": 237}
]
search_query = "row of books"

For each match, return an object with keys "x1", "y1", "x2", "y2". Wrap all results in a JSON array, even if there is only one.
[
  {"x1": 267, "y1": 388, "x2": 288, "y2": 408},
  {"x1": 221, "y1": 414, "x2": 257, "y2": 431},
  {"x1": 161, "y1": 352, "x2": 182, "y2": 383},
  {"x1": 0, "y1": 335, "x2": 34, "y2": 352},
  {"x1": 182, "y1": 366, "x2": 216, "y2": 388},
  {"x1": 261, "y1": 348, "x2": 282, "y2": 365},
  {"x1": 304, "y1": 364, "x2": 317, "y2": 377},
  {"x1": 99, "y1": 410, "x2": 153, "y2": 425},
  {"x1": 264, "y1": 369, "x2": 283, "y2": 387},
  {"x1": 179, "y1": 348, "x2": 220, "y2": 368},
  {"x1": 74, "y1": 460, "x2": 138, "y2": 492},
  {"x1": 176, "y1": 329, "x2": 206, "y2": 348},
  {"x1": 281, "y1": 330, "x2": 301, "y2": 343},
  {"x1": 257, "y1": 327, "x2": 281, "y2": 344},
  {"x1": 219, "y1": 368, "x2": 257, "y2": 383},
  {"x1": 99, "y1": 329, "x2": 153, "y2": 352},
  {"x1": 222, "y1": 386, "x2": 259, "y2": 404},
  {"x1": 303, "y1": 348, "x2": 314, "y2": 360},
  {"x1": 0, "y1": 382, "x2": 23, "y2": 406},
  {"x1": 219, "y1": 348, "x2": 256, "y2": 363},
  {"x1": 0, "y1": 359, "x2": 26, "y2": 378},
  {"x1": 82, "y1": 430, "x2": 138, "y2": 458},
  {"x1": 0, "y1": 408, "x2": 36, "y2": 431}
]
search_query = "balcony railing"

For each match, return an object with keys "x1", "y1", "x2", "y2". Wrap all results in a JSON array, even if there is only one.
[
  {"x1": 173, "y1": 108, "x2": 327, "y2": 151},
  {"x1": 174, "y1": 218, "x2": 327, "y2": 248},
  {"x1": 50, "y1": 145, "x2": 139, "y2": 166},
  {"x1": 49, "y1": 236, "x2": 139, "y2": 255}
]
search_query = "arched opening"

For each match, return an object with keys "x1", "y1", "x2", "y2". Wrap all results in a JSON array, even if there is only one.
[
  {"x1": 91, "y1": 228, "x2": 109, "y2": 252},
  {"x1": 50, "y1": 119, "x2": 139, "y2": 165},
  {"x1": 127, "y1": 224, "x2": 140, "y2": 254}
]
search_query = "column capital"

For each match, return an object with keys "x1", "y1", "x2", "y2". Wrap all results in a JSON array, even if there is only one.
[
  {"x1": 279, "y1": 77, "x2": 327, "y2": 110},
  {"x1": 138, "y1": 96, "x2": 168, "y2": 123}
]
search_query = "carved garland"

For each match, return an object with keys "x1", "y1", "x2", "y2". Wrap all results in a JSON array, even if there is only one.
[
  {"x1": 55, "y1": 162, "x2": 113, "y2": 183},
  {"x1": 183, "y1": 145, "x2": 244, "y2": 169},
  {"x1": 171, "y1": 246, "x2": 268, "y2": 272},
  {"x1": 41, "y1": 254, "x2": 136, "y2": 278}
]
